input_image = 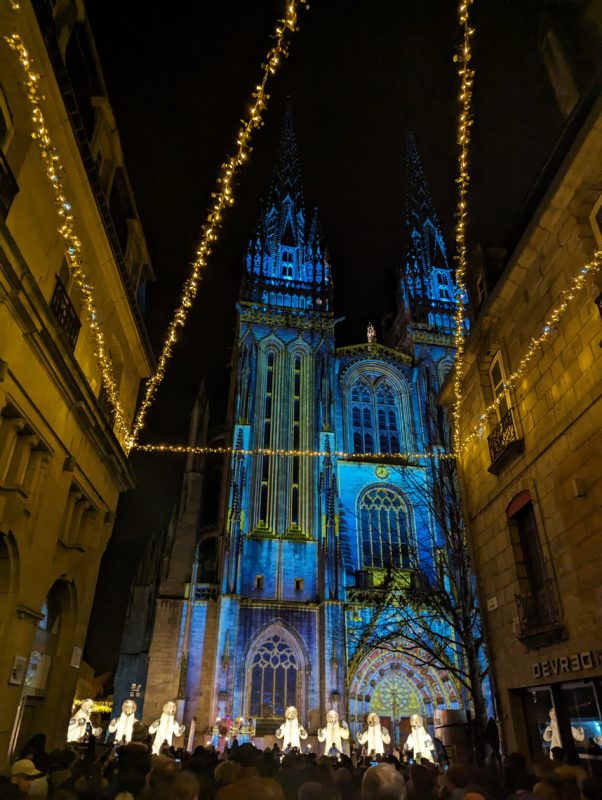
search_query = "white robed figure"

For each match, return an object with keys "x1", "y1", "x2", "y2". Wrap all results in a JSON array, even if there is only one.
[
  {"x1": 357, "y1": 712, "x2": 391, "y2": 755},
  {"x1": 149, "y1": 701, "x2": 186, "y2": 755},
  {"x1": 543, "y1": 708, "x2": 584, "y2": 757},
  {"x1": 404, "y1": 714, "x2": 435, "y2": 763},
  {"x1": 317, "y1": 709, "x2": 350, "y2": 755},
  {"x1": 275, "y1": 706, "x2": 308, "y2": 751},
  {"x1": 67, "y1": 699, "x2": 102, "y2": 742},
  {"x1": 108, "y1": 700, "x2": 138, "y2": 743}
]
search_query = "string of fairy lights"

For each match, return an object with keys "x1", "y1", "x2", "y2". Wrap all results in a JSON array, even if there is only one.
[
  {"x1": 126, "y1": 0, "x2": 308, "y2": 452},
  {"x1": 4, "y1": 0, "x2": 306, "y2": 452},
  {"x1": 134, "y1": 443, "x2": 456, "y2": 461},
  {"x1": 4, "y1": 33, "x2": 131, "y2": 444},
  {"x1": 5, "y1": 0, "x2": 600, "y2": 466},
  {"x1": 450, "y1": 0, "x2": 475, "y2": 458},
  {"x1": 460, "y1": 249, "x2": 602, "y2": 451}
]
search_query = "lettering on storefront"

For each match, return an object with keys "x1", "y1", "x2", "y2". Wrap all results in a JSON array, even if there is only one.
[{"x1": 532, "y1": 650, "x2": 602, "y2": 679}]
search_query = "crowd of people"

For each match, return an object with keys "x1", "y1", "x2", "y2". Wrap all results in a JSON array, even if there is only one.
[{"x1": 2, "y1": 727, "x2": 601, "y2": 800}]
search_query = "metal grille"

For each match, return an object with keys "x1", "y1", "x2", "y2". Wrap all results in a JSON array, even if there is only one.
[{"x1": 50, "y1": 278, "x2": 80, "y2": 350}]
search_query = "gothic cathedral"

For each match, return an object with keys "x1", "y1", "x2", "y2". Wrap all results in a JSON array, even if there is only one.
[{"x1": 116, "y1": 113, "x2": 467, "y2": 747}]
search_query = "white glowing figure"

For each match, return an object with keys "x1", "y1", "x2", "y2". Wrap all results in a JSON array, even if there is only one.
[
  {"x1": 149, "y1": 701, "x2": 185, "y2": 755},
  {"x1": 357, "y1": 712, "x2": 391, "y2": 755},
  {"x1": 404, "y1": 714, "x2": 435, "y2": 763},
  {"x1": 67, "y1": 699, "x2": 102, "y2": 742},
  {"x1": 275, "y1": 706, "x2": 308, "y2": 751},
  {"x1": 108, "y1": 700, "x2": 138, "y2": 743},
  {"x1": 543, "y1": 707, "x2": 584, "y2": 757},
  {"x1": 317, "y1": 709, "x2": 349, "y2": 755}
]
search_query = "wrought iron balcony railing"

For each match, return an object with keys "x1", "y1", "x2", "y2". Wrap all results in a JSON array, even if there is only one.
[
  {"x1": 487, "y1": 408, "x2": 524, "y2": 474},
  {"x1": 515, "y1": 579, "x2": 566, "y2": 649},
  {"x1": 98, "y1": 383, "x2": 116, "y2": 426},
  {"x1": 0, "y1": 149, "x2": 18, "y2": 220},
  {"x1": 49, "y1": 278, "x2": 81, "y2": 351}
]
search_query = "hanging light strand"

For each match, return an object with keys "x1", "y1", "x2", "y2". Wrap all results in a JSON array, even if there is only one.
[
  {"x1": 4, "y1": 33, "x2": 130, "y2": 443},
  {"x1": 460, "y1": 249, "x2": 602, "y2": 451},
  {"x1": 133, "y1": 443, "x2": 456, "y2": 461},
  {"x1": 127, "y1": 0, "x2": 307, "y2": 452},
  {"x1": 451, "y1": 0, "x2": 475, "y2": 457}
]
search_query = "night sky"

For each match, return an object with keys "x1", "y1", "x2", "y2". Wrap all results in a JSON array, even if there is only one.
[{"x1": 84, "y1": 0, "x2": 567, "y2": 675}]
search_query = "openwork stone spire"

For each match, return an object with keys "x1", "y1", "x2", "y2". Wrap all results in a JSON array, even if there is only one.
[
  {"x1": 401, "y1": 133, "x2": 457, "y2": 332},
  {"x1": 242, "y1": 106, "x2": 332, "y2": 312}
]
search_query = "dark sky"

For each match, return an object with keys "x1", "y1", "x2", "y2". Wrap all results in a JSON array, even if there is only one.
[{"x1": 84, "y1": 0, "x2": 568, "y2": 674}]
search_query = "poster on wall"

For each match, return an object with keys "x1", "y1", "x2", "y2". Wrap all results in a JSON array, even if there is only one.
[
  {"x1": 9, "y1": 656, "x2": 27, "y2": 685},
  {"x1": 24, "y1": 650, "x2": 51, "y2": 690}
]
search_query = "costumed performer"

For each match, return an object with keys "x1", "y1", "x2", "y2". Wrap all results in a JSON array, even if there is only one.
[
  {"x1": 404, "y1": 714, "x2": 435, "y2": 763},
  {"x1": 67, "y1": 699, "x2": 102, "y2": 742},
  {"x1": 317, "y1": 709, "x2": 349, "y2": 756},
  {"x1": 108, "y1": 699, "x2": 138, "y2": 744},
  {"x1": 275, "y1": 706, "x2": 308, "y2": 751},
  {"x1": 357, "y1": 712, "x2": 391, "y2": 756},
  {"x1": 149, "y1": 700, "x2": 185, "y2": 755}
]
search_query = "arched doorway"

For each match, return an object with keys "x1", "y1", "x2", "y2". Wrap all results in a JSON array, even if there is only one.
[{"x1": 348, "y1": 649, "x2": 462, "y2": 748}]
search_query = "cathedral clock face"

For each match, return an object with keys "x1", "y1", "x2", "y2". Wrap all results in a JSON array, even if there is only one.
[{"x1": 375, "y1": 466, "x2": 389, "y2": 480}]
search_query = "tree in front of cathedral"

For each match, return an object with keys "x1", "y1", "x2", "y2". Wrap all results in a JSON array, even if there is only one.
[{"x1": 348, "y1": 448, "x2": 489, "y2": 763}]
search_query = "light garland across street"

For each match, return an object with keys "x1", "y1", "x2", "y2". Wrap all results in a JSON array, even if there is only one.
[
  {"x1": 460, "y1": 249, "x2": 602, "y2": 451},
  {"x1": 4, "y1": 32, "x2": 130, "y2": 443},
  {"x1": 126, "y1": 0, "x2": 308, "y2": 452},
  {"x1": 450, "y1": 0, "x2": 475, "y2": 457},
  {"x1": 133, "y1": 443, "x2": 456, "y2": 461}
]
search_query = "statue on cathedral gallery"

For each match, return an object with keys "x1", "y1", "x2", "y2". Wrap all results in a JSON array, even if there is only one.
[
  {"x1": 275, "y1": 706, "x2": 308, "y2": 751},
  {"x1": 367, "y1": 322, "x2": 377, "y2": 343},
  {"x1": 543, "y1": 708, "x2": 584, "y2": 757},
  {"x1": 67, "y1": 699, "x2": 102, "y2": 743},
  {"x1": 317, "y1": 709, "x2": 350, "y2": 756},
  {"x1": 108, "y1": 699, "x2": 139, "y2": 744},
  {"x1": 149, "y1": 701, "x2": 186, "y2": 755},
  {"x1": 404, "y1": 714, "x2": 435, "y2": 763},
  {"x1": 357, "y1": 712, "x2": 391, "y2": 756}
]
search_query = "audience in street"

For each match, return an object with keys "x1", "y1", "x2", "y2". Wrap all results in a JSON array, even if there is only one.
[{"x1": 1, "y1": 733, "x2": 600, "y2": 800}]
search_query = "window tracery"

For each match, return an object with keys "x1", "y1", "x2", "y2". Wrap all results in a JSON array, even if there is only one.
[
  {"x1": 249, "y1": 633, "x2": 298, "y2": 718},
  {"x1": 359, "y1": 486, "x2": 411, "y2": 569}
]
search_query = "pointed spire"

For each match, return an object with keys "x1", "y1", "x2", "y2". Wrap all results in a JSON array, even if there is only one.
[
  {"x1": 400, "y1": 132, "x2": 457, "y2": 333},
  {"x1": 268, "y1": 100, "x2": 305, "y2": 210}
]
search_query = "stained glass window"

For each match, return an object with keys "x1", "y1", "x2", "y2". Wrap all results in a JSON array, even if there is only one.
[
  {"x1": 249, "y1": 634, "x2": 298, "y2": 718},
  {"x1": 360, "y1": 486, "x2": 411, "y2": 568}
]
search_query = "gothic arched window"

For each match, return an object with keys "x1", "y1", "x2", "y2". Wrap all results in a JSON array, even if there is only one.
[
  {"x1": 249, "y1": 634, "x2": 298, "y2": 718},
  {"x1": 359, "y1": 486, "x2": 411, "y2": 569},
  {"x1": 375, "y1": 381, "x2": 400, "y2": 453},
  {"x1": 351, "y1": 379, "x2": 374, "y2": 454}
]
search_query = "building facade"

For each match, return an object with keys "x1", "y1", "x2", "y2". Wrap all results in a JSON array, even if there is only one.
[
  {"x1": 0, "y1": 1, "x2": 153, "y2": 762},
  {"x1": 451, "y1": 98, "x2": 602, "y2": 759},
  {"x1": 117, "y1": 118, "x2": 471, "y2": 748}
]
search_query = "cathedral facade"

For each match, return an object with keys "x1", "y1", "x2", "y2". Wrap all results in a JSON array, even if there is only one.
[{"x1": 116, "y1": 116, "x2": 467, "y2": 746}]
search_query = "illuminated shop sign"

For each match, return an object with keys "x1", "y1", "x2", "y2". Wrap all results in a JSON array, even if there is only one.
[{"x1": 532, "y1": 650, "x2": 602, "y2": 679}]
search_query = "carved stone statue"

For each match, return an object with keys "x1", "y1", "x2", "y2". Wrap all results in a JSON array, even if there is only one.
[
  {"x1": 108, "y1": 699, "x2": 138, "y2": 743},
  {"x1": 149, "y1": 700, "x2": 186, "y2": 755},
  {"x1": 67, "y1": 699, "x2": 102, "y2": 742},
  {"x1": 367, "y1": 322, "x2": 377, "y2": 343},
  {"x1": 275, "y1": 706, "x2": 308, "y2": 751},
  {"x1": 543, "y1": 707, "x2": 584, "y2": 757},
  {"x1": 404, "y1": 714, "x2": 435, "y2": 762},
  {"x1": 317, "y1": 709, "x2": 349, "y2": 755},
  {"x1": 357, "y1": 712, "x2": 391, "y2": 755}
]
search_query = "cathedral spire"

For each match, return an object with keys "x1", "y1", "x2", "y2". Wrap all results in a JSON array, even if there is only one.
[
  {"x1": 241, "y1": 105, "x2": 333, "y2": 313},
  {"x1": 400, "y1": 133, "x2": 457, "y2": 333}
]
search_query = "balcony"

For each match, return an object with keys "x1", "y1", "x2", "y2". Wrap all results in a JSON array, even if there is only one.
[
  {"x1": 487, "y1": 408, "x2": 524, "y2": 475},
  {"x1": 194, "y1": 583, "x2": 219, "y2": 601},
  {"x1": 49, "y1": 278, "x2": 81, "y2": 351},
  {"x1": 516, "y1": 580, "x2": 566, "y2": 649},
  {"x1": 98, "y1": 383, "x2": 116, "y2": 426},
  {"x1": 0, "y1": 149, "x2": 18, "y2": 220}
]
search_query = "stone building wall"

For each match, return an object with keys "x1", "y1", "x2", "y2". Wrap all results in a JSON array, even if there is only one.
[
  {"x1": 455, "y1": 102, "x2": 602, "y2": 756},
  {"x1": 0, "y1": 3, "x2": 152, "y2": 763}
]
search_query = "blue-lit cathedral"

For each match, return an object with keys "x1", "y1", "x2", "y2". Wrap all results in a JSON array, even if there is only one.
[{"x1": 115, "y1": 113, "x2": 467, "y2": 747}]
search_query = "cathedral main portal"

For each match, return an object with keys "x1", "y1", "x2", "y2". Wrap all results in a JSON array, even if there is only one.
[{"x1": 348, "y1": 649, "x2": 462, "y2": 747}]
